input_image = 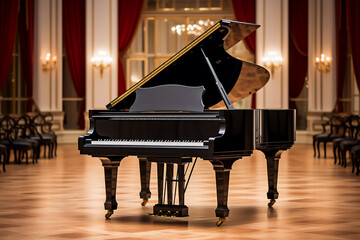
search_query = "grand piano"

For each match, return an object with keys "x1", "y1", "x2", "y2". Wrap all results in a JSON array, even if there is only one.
[{"x1": 79, "y1": 20, "x2": 295, "y2": 226}]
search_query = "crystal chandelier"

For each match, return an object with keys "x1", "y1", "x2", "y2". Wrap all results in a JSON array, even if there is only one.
[{"x1": 171, "y1": 19, "x2": 214, "y2": 36}]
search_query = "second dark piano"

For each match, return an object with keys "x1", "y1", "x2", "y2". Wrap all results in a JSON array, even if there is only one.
[{"x1": 79, "y1": 19, "x2": 295, "y2": 226}]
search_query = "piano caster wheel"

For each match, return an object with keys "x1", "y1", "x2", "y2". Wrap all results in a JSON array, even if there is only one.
[
  {"x1": 105, "y1": 210, "x2": 114, "y2": 219},
  {"x1": 216, "y1": 218, "x2": 225, "y2": 227},
  {"x1": 141, "y1": 199, "x2": 148, "y2": 206},
  {"x1": 268, "y1": 199, "x2": 276, "y2": 208}
]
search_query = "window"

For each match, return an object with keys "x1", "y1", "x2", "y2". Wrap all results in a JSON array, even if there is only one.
[
  {"x1": 290, "y1": 80, "x2": 308, "y2": 130},
  {"x1": 62, "y1": 49, "x2": 84, "y2": 130},
  {"x1": 339, "y1": 44, "x2": 359, "y2": 114},
  {"x1": 0, "y1": 34, "x2": 29, "y2": 115}
]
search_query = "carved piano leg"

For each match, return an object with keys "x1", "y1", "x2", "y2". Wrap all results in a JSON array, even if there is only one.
[
  {"x1": 210, "y1": 159, "x2": 237, "y2": 226},
  {"x1": 139, "y1": 158, "x2": 151, "y2": 206},
  {"x1": 261, "y1": 149, "x2": 283, "y2": 208},
  {"x1": 101, "y1": 158, "x2": 123, "y2": 219}
]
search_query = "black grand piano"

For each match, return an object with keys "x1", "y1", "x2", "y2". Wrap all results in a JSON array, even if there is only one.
[{"x1": 79, "y1": 20, "x2": 295, "y2": 226}]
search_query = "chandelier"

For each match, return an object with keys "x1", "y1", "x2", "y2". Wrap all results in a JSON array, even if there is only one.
[{"x1": 171, "y1": 19, "x2": 214, "y2": 36}]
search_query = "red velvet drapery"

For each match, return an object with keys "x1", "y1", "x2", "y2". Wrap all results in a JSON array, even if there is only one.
[
  {"x1": 335, "y1": 0, "x2": 347, "y2": 112},
  {"x1": 18, "y1": 0, "x2": 34, "y2": 112},
  {"x1": 289, "y1": 0, "x2": 308, "y2": 109},
  {"x1": 231, "y1": 0, "x2": 256, "y2": 54},
  {"x1": 231, "y1": 0, "x2": 257, "y2": 108},
  {"x1": 0, "y1": 0, "x2": 19, "y2": 91},
  {"x1": 346, "y1": 0, "x2": 360, "y2": 91},
  {"x1": 63, "y1": 0, "x2": 86, "y2": 129},
  {"x1": 118, "y1": 0, "x2": 144, "y2": 95}
]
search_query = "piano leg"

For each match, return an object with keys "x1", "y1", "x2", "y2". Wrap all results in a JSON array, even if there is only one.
[
  {"x1": 139, "y1": 158, "x2": 151, "y2": 206},
  {"x1": 100, "y1": 158, "x2": 123, "y2": 219},
  {"x1": 210, "y1": 158, "x2": 238, "y2": 226},
  {"x1": 261, "y1": 149, "x2": 283, "y2": 208}
]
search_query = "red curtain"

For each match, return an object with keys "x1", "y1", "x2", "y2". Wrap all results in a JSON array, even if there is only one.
[
  {"x1": 0, "y1": 0, "x2": 19, "y2": 91},
  {"x1": 289, "y1": 0, "x2": 308, "y2": 109},
  {"x1": 18, "y1": 0, "x2": 34, "y2": 112},
  {"x1": 63, "y1": 0, "x2": 86, "y2": 129},
  {"x1": 231, "y1": 0, "x2": 256, "y2": 54},
  {"x1": 335, "y1": 0, "x2": 347, "y2": 112},
  {"x1": 118, "y1": 0, "x2": 144, "y2": 95},
  {"x1": 231, "y1": 0, "x2": 257, "y2": 108},
  {"x1": 346, "y1": 0, "x2": 360, "y2": 91}
]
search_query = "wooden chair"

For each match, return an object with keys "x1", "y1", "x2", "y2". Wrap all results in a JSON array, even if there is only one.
[
  {"x1": 313, "y1": 113, "x2": 331, "y2": 157},
  {"x1": 315, "y1": 115, "x2": 344, "y2": 158},
  {"x1": 332, "y1": 115, "x2": 359, "y2": 164},
  {"x1": 350, "y1": 145, "x2": 360, "y2": 175},
  {"x1": 0, "y1": 116, "x2": 35, "y2": 164},
  {"x1": 32, "y1": 113, "x2": 56, "y2": 158},
  {"x1": 40, "y1": 113, "x2": 57, "y2": 157},
  {"x1": 0, "y1": 144, "x2": 7, "y2": 172},
  {"x1": 339, "y1": 124, "x2": 360, "y2": 168},
  {"x1": 15, "y1": 115, "x2": 40, "y2": 163}
]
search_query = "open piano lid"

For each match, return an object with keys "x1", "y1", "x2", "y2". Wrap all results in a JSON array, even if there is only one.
[{"x1": 107, "y1": 19, "x2": 270, "y2": 110}]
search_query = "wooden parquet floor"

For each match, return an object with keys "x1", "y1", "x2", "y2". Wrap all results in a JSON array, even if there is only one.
[{"x1": 0, "y1": 144, "x2": 360, "y2": 239}]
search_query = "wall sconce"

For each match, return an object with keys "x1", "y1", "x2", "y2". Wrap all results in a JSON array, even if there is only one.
[
  {"x1": 315, "y1": 54, "x2": 331, "y2": 72},
  {"x1": 262, "y1": 51, "x2": 283, "y2": 74},
  {"x1": 42, "y1": 53, "x2": 57, "y2": 71},
  {"x1": 91, "y1": 51, "x2": 112, "y2": 77}
]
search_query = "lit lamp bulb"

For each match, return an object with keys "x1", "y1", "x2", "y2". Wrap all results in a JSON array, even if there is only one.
[
  {"x1": 91, "y1": 51, "x2": 112, "y2": 77},
  {"x1": 315, "y1": 53, "x2": 331, "y2": 72},
  {"x1": 262, "y1": 51, "x2": 283, "y2": 74},
  {"x1": 42, "y1": 52, "x2": 57, "y2": 71}
]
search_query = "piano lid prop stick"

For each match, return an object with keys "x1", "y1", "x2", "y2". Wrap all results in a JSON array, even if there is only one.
[{"x1": 200, "y1": 48, "x2": 234, "y2": 110}]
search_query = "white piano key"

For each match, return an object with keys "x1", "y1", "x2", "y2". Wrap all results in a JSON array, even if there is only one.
[{"x1": 91, "y1": 139, "x2": 204, "y2": 147}]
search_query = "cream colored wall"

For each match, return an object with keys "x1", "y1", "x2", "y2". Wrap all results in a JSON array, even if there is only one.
[
  {"x1": 308, "y1": 0, "x2": 336, "y2": 112},
  {"x1": 256, "y1": 0, "x2": 289, "y2": 109},
  {"x1": 34, "y1": 0, "x2": 62, "y2": 112},
  {"x1": 34, "y1": 0, "x2": 119, "y2": 112},
  {"x1": 85, "y1": 0, "x2": 118, "y2": 110}
]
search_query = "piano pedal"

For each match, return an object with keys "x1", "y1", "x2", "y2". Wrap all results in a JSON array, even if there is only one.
[
  {"x1": 141, "y1": 199, "x2": 148, "y2": 206},
  {"x1": 153, "y1": 204, "x2": 188, "y2": 217},
  {"x1": 216, "y1": 217, "x2": 226, "y2": 227},
  {"x1": 174, "y1": 211, "x2": 180, "y2": 217},
  {"x1": 105, "y1": 210, "x2": 114, "y2": 219},
  {"x1": 268, "y1": 199, "x2": 276, "y2": 208}
]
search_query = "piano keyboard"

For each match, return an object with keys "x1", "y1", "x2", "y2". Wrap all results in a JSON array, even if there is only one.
[{"x1": 91, "y1": 139, "x2": 204, "y2": 147}]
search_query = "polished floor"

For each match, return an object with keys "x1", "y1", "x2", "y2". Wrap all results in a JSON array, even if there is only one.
[{"x1": 0, "y1": 144, "x2": 360, "y2": 239}]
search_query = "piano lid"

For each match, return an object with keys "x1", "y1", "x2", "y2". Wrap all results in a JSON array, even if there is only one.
[{"x1": 107, "y1": 19, "x2": 270, "y2": 110}]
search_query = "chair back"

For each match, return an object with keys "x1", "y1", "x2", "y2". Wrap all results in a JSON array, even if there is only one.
[{"x1": 0, "y1": 116, "x2": 16, "y2": 143}]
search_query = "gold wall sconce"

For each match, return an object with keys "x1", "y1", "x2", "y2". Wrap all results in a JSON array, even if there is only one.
[
  {"x1": 315, "y1": 54, "x2": 331, "y2": 72},
  {"x1": 42, "y1": 53, "x2": 57, "y2": 71},
  {"x1": 262, "y1": 51, "x2": 283, "y2": 74},
  {"x1": 91, "y1": 51, "x2": 112, "y2": 77}
]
